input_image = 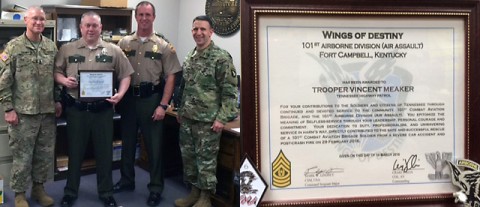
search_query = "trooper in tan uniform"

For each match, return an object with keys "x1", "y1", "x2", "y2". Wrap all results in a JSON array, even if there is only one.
[
  {"x1": 0, "y1": 6, "x2": 62, "y2": 207},
  {"x1": 54, "y1": 11, "x2": 133, "y2": 207},
  {"x1": 114, "y1": 1, "x2": 182, "y2": 206}
]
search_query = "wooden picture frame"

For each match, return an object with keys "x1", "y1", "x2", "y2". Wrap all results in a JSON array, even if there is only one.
[{"x1": 240, "y1": 0, "x2": 480, "y2": 206}]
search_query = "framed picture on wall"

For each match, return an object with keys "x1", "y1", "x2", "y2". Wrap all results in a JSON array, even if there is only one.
[{"x1": 240, "y1": 0, "x2": 480, "y2": 206}]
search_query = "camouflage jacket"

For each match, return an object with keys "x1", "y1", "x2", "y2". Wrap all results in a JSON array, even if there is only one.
[
  {"x1": 178, "y1": 41, "x2": 238, "y2": 124},
  {"x1": 0, "y1": 33, "x2": 59, "y2": 114}
]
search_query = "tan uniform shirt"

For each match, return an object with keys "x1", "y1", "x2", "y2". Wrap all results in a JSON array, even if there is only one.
[
  {"x1": 55, "y1": 38, "x2": 134, "y2": 99},
  {"x1": 117, "y1": 32, "x2": 181, "y2": 85}
]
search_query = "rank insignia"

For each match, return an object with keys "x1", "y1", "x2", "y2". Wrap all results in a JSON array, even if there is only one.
[
  {"x1": 272, "y1": 150, "x2": 291, "y2": 188},
  {"x1": 152, "y1": 44, "x2": 158, "y2": 53},
  {"x1": 447, "y1": 159, "x2": 480, "y2": 207},
  {"x1": 0, "y1": 52, "x2": 8, "y2": 62}
]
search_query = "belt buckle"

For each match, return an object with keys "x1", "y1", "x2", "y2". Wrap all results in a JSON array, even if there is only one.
[
  {"x1": 86, "y1": 102, "x2": 93, "y2": 111},
  {"x1": 133, "y1": 85, "x2": 141, "y2": 97}
]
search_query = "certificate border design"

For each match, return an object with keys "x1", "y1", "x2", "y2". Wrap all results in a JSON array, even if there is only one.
[{"x1": 240, "y1": 0, "x2": 478, "y2": 206}]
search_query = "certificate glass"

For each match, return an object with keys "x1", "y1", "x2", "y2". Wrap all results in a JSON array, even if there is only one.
[
  {"x1": 78, "y1": 70, "x2": 114, "y2": 101},
  {"x1": 241, "y1": 0, "x2": 480, "y2": 206}
]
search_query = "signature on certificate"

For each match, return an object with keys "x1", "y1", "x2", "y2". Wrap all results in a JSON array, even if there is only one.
[
  {"x1": 304, "y1": 166, "x2": 344, "y2": 177},
  {"x1": 393, "y1": 154, "x2": 420, "y2": 172}
]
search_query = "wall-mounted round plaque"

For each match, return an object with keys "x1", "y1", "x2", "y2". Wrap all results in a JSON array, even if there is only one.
[{"x1": 205, "y1": 0, "x2": 240, "y2": 36}]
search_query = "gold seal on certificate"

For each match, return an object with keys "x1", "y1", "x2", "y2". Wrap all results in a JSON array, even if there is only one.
[{"x1": 78, "y1": 70, "x2": 114, "y2": 101}]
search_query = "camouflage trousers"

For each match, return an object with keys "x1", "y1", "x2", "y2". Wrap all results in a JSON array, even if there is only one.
[
  {"x1": 8, "y1": 113, "x2": 56, "y2": 192},
  {"x1": 179, "y1": 118, "x2": 221, "y2": 191}
]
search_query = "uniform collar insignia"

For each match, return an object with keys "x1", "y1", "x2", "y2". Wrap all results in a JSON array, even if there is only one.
[{"x1": 168, "y1": 43, "x2": 176, "y2": 54}]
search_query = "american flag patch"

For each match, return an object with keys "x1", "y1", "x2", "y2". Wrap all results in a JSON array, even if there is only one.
[{"x1": 0, "y1": 52, "x2": 8, "y2": 62}]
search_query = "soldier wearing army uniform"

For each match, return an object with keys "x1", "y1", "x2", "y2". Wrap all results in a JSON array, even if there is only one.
[
  {"x1": 0, "y1": 6, "x2": 62, "y2": 207},
  {"x1": 175, "y1": 15, "x2": 238, "y2": 207},
  {"x1": 113, "y1": 1, "x2": 182, "y2": 206},
  {"x1": 54, "y1": 11, "x2": 133, "y2": 207}
]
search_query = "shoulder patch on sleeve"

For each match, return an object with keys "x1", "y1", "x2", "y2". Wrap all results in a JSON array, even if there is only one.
[
  {"x1": 155, "y1": 33, "x2": 170, "y2": 43},
  {"x1": 0, "y1": 52, "x2": 8, "y2": 62},
  {"x1": 168, "y1": 43, "x2": 176, "y2": 54}
]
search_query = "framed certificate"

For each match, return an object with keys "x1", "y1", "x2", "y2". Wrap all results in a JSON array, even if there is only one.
[
  {"x1": 78, "y1": 70, "x2": 114, "y2": 101},
  {"x1": 240, "y1": 0, "x2": 480, "y2": 206}
]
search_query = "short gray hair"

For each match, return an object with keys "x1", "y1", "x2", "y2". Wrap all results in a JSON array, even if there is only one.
[{"x1": 81, "y1": 11, "x2": 102, "y2": 24}]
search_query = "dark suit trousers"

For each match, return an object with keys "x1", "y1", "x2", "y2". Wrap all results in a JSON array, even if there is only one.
[
  {"x1": 64, "y1": 106, "x2": 114, "y2": 198},
  {"x1": 117, "y1": 92, "x2": 164, "y2": 193}
]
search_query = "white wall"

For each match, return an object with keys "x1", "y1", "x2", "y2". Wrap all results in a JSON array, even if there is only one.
[
  {"x1": 128, "y1": 0, "x2": 181, "y2": 48},
  {"x1": 1, "y1": 0, "x2": 241, "y2": 72}
]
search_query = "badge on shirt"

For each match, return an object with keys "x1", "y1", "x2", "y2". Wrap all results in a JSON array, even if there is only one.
[
  {"x1": 96, "y1": 48, "x2": 113, "y2": 62},
  {"x1": 152, "y1": 44, "x2": 158, "y2": 53},
  {"x1": 101, "y1": 48, "x2": 108, "y2": 55},
  {"x1": 0, "y1": 52, "x2": 8, "y2": 62}
]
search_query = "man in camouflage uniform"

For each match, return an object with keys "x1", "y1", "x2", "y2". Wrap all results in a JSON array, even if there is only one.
[
  {"x1": 0, "y1": 6, "x2": 62, "y2": 207},
  {"x1": 175, "y1": 15, "x2": 238, "y2": 207},
  {"x1": 54, "y1": 11, "x2": 133, "y2": 207},
  {"x1": 114, "y1": 1, "x2": 182, "y2": 206}
]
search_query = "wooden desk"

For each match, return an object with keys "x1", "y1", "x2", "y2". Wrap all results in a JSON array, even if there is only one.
[
  {"x1": 138, "y1": 108, "x2": 240, "y2": 207},
  {"x1": 136, "y1": 109, "x2": 183, "y2": 176}
]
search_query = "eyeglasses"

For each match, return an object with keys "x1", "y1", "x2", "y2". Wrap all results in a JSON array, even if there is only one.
[{"x1": 28, "y1": 16, "x2": 46, "y2": 22}]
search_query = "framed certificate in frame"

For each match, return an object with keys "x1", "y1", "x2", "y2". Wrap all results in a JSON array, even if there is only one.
[
  {"x1": 240, "y1": 0, "x2": 480, "y2": 206},
  {"x1": 78, "y1": 70, "x2": 114, "y2": 101}
]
